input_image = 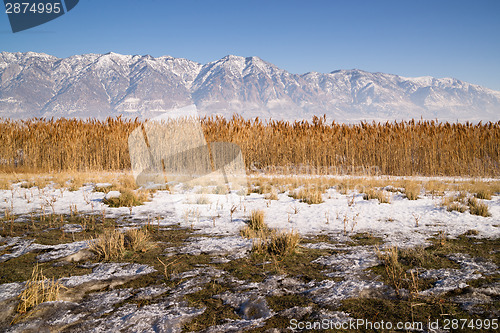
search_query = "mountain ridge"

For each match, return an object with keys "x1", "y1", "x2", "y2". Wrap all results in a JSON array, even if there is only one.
[{"x1": 1, "y1": 51, "x2": 499, "y2": 122}]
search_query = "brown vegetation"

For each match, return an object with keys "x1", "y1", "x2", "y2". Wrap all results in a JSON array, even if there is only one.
[{"x1": 1, "y1": 116, "x2": 499, "y2": 176}]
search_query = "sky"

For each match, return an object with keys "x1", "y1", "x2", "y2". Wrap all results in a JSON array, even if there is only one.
[{"x1": 1, "y1": 0, "x2": 499, "y2": 91}]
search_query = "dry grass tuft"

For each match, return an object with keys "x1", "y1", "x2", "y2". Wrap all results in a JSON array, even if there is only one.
[
  {"x1": 252, "y1": 178, "x2": 273, "y2": 195},
  {"x1": 124, "y1": 228, "x2": 155, "y2": 253},
  {"x1": 424, "y1": 180, "x2": 446, "y2": 197},
  {"x1": 446, "y1": 202, "x2": 467, "y2": 213},
  {"x1": 88, "y1": 227, "x2": 155, "y2": 260},
  {"x1": 87, "y1": 228, "x2": 126, "y2": 261},
  {"x1": 375, "y1": 246, "x2": 406, "y2": 296},
  {"x1": 213, "y1": 185, "x2": 229, "y2": 195},
  {"x1": 103, "y1": 188, "x2": 144, "y2": 208},
  {"x1": 472, "y1": 184, "x2": 493, "y2": 200},
  {"x1": 403, "y1": 182, "x2": 421, "y2": 200},
  {"x1": 239, "y1": 209, "x2": 300, "y2": 256},
  {"x1": 265, "y1": 187, "x2": 279, "y2": 200},
  {"x1": 0, "y1": 178, "x2": 11, "y2": 190},
  {"x1": 196, "y1": 194, "x2": 211, "y2": 205},
  {"x1": 241, "y1": 210, "x2": 267, "y2": 239},
  {"x1": 14, "y1": 264, "x2": 62, "y2": 322},
  {"x1": 442, "y1": 192, "x2": 491, "y2": 217},
  {"x1": 362, "y1": 188, "x2": 391, "y2": 204},
  {"x1": 267, "y1": 230, "x2": 301, "y2": 256},
  {"x1": 467, "y1": 197, "x2": 491, "y2": 217},
  {"x1": 248, "y1": 209, "x2": 266, "y2": 231},
  {"x1": 442, "y1": 192, "x2": 468, "y2": 212},
  {"x1": 290, "y1": 187, "x2": 324, "y2": 204}
]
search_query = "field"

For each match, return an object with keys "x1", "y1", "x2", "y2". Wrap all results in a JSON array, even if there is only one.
[
  {"x1": 0, "y1": 117, "x2": 499, "y2": 332},
  {"x1": 1, "y1": 117, "x2": 499, "y2": 176}
]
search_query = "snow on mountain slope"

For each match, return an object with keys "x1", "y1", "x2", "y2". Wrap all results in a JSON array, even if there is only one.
[{"x1": 0, "y1": 52, "x2": 498, "y2": 122}]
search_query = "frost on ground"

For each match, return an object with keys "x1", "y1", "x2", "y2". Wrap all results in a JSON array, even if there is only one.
[
  {"x1": 0, "y1": 176, "x2": 499, "y2": 331},
  {"x1": 419, "y1": 253, "x2": 498, "y2": 296}
]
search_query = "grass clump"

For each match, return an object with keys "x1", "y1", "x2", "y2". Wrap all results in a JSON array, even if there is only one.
[
  {"x1": 267, "y1": 230, "x2": 301, "y2": 256},
  {"x1": 248, "y1": 209, "x2": 266, "y2": 232},
  {"x1": 88, "y1": 228, "x2": 126, "y2": 261},
  {"x1": 442, "y1": 193, "x2": 491, "y2": 217},
  {"x1": 424, "y1": 180, "x2": 446, "y2": 197},
  {"x1": 240, "y1": 210, "x2": 267, "y2": 239},
  {"x1": 290, "y1": 187, "x2": 324, "y2": 204},
  {"x1": 375, "y1": 246, "x2": 420, "y2": 297},
  {"x1": 252, "y1": 178, "x2": 272, "y2": 195},
  {"x1": 88, "y1": 227, "x2": 155, "y2": 261},
  {"x1": 195, "y1": 194, "x2": 211, "y2": 205},
  {"x1": 362, "y1": 188, "x2": 391, "y2": 203},
  {"x1": 474, "y1": 188, "x2": 492, "y2": 200},
  {"x1": 240, "y1": 210, "x2": 300, "y2": 257},
  {"x1": 213, "y1": 185, "x2": 229, "y2": 195},
  {"x1": 403, "y1": 182, "x2": 421, "y2": 200},
  {"x1": 124, "y1": 228, "x2": 155, "y2": 253},
  {"x1": 375, "y1": 246, "x2": 405, "y2": 296},
  {"x1": 14, "y1": 264, "x2": 62, "y2": 322},
  {"x1": 446, "y1": 201, "x2": 467, "y2": 213},
  {"x1": 467, "y1": 197, "x2": 491, "y2": 217},
  {"x1": 102, "y1": 188, "x2": 144, "y2": 208},
  {"x1": 93, "y1": 185, "x2": 115, "y2": 194},
  {"x1": 466, "y1": 182, "x2": 493, "y2": 200},
  {"x1": 265, "y1": 187, "x2": 279, "y2": 200}
]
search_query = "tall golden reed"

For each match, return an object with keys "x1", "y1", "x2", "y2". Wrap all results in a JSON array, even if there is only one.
[{"x1": 0, "y1": 115, "x2": 498, "y2": 177}]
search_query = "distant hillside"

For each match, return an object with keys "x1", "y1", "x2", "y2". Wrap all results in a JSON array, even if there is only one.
[{"x1": 1, "y1": 52, "x2": 499, "y2": 122}]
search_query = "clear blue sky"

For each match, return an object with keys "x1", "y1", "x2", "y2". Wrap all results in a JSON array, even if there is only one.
[{"x1": 1, "y1": 0, "x2": 499, "y2": 90}]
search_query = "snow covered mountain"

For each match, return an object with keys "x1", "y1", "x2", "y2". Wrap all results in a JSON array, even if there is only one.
[{"x1": 1, "y1": 51, "x2": 499, "y2": 122}]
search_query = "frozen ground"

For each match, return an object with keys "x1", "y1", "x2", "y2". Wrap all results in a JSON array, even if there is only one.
[{"x1": 0, "y1": 176, "x2": 499, "y2": 332}]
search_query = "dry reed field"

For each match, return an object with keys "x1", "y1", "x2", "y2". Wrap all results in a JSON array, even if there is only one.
[{"x1": 0, "y1": 116, "x2": 499, "y2": 177}]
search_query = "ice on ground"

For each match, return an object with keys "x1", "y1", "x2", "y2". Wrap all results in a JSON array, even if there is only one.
[
  {"x1": 36, "y1": 240, "x2": 89, "y2": 262},
  {"x1": 312, "y1": 247, "x2": 380, "y2": 278},
  {"x1": 419, "y1": 253, "x2": 498, "y2": 296},
  {"x1": 83, "y1": 303, "x2": 205, "y2": 333},
  {"x1": 0, "y1": 237, "x2": 49, "y2": 262},
  {"x1": 301, "y1": 242, "x2": 343, "y2": 251},
  {"x1": 311, "y1": 309, "x2": 352, "y2": 323},
  {"x1": 279, "y1": 305, "x2": 314, "y2": 318},
  {"x1": 0, "y1": 235, "x2": 92, "y2": 263},
  {"x1": 448, "y1": 253, "x2": 498, "y2": 273},
  {"x1": 60, "y1": 263, "x2": 156, "y2": 289},
  {"x1": 1, "y1": 177, "x2": 499, "y2": 330},
  {"x1": 61, "y1": 224, "x2": 84, "y2": 233},
  {"x1": 451, "y1": 282, "x2": 500, "y2": 315},
  {"x1": 173, "y1": 236, "x2": 252, "y2": 259},
  {"x1": 171, "y1": 266, "x2": 225, "y2": 281},
  {"x1": 0, "y1": 282, "x2": 24, "y2": 303},
  {"x1": 134, "y1": 285, "x2": 170, "y2": 300},
  {"x1": 218, "y1": 292, "x2": 274, "y2": 320},
  {"x1": 7, "y1": 300, "x2": 204, "y2": 333},
  {"x1": 169, "y1": 267, "x2": 225, "y2": 299},
  {"x1": 237, "y1": 275, "x2": 306, "y2": 296},
  {"x1": 79, "y1": 289, "x2": 134, "y2": 317},
  {"x1": 306, "y1": 279, "x2": 386, "y2": 305},
  {"x1": 0, "y1": 236, "x2": 90, "y2": 263},
  {"x1": 201, "y1": 318, "x2": 267, "y2": 332},
  {"x1": 420, "y1": 269, "x2": 482, "y2": 295}
]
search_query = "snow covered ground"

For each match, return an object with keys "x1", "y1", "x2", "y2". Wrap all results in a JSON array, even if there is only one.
[
  {"x1": 0, "y1": 175, "x2": 498, "y2": 332},
  {"x1": 1, "y1": 177, "x2": 499, "y2": 245}
]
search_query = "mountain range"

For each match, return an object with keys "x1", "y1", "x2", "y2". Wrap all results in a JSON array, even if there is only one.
[{"x1": 1, "y1": 51, "x2": 499, "y2": 122}]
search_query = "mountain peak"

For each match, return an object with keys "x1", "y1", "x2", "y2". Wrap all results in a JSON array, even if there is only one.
[
  {"x1": 222, "y1": 54, "x2": 244, "y2": 60},
  {"x1": 0, "y1": 51, "x2": 498, "y2": 122}
]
